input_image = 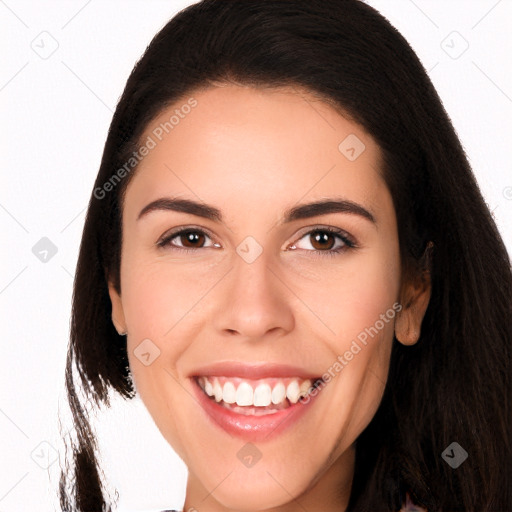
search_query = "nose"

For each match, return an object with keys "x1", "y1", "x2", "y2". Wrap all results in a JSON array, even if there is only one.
[{"x1": 212, "y1": 250, "x2": 295, "y2": 341}]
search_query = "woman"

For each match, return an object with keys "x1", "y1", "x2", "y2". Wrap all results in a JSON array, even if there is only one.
[{"x1": 59, "y1": 1, "x2": 512, "y2": 511}]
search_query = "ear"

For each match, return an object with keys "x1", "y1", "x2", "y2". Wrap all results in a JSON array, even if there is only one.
[
  {"x1": 395, "y1": 243, "x2": 433, "y2": 346},
  {"x1": 108, "y1": 281, "x2": 127, "y2": 335}
]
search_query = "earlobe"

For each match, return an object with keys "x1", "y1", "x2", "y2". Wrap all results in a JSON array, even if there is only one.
[
  {"x1": 108, "y1": 281, "x2": 127, "y2": 335},
  {"x1": 395, "y1": 268, "x2": 432, "y2": 346}
]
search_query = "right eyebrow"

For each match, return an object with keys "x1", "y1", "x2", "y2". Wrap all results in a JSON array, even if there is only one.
[{"x1": 137, "y1": 197, "x2": 222, "y2": 222}]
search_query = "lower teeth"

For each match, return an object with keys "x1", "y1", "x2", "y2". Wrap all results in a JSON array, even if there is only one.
[
  {"x1": 206, "y1": 394, "x2": 292, "y2": 415},
  {"x1": 220, "y1": 402, "x2": 285, "y2": 415}
]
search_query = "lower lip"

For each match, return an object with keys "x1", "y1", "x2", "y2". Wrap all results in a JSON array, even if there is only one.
[{"x1": 191, "y1": 377, "x2": 323, "y2": 442}]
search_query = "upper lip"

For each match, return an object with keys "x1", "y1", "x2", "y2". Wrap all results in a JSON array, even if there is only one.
[{"x1": 189, "y1": 361, "x2": 322, "y2": 380}]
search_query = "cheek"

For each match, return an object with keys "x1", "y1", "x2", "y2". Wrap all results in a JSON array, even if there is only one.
[
  {"x1": 310, "y1": 254, "x2": 399, "y2": 447},
  {"x1": 119, "y1": 255, "x2": 221, "y2": 402},
  {"x1": 343, "y1": 255, "x2": 400, "y2": 339},
  {"x1": 120, "y1": 258, "x2": 197, "y2": 453},
  {"x1": 294, "y1": 241, "x2": 401, "y2": 344},
  {"x1": 120, "y1": 254, "x2": 222, "y2": 338}
]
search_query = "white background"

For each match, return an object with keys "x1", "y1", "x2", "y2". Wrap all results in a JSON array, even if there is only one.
[{"x1": 1, "y1": 1, "x2": 511, "y2": 511}]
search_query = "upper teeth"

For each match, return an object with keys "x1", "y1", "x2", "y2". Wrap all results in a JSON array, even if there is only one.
[{"x1": 198, "y1": 376, "x2": 316, "y2": 407}]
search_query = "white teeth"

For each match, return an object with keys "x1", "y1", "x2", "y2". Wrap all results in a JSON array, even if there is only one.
[
  {"x1": 198, "y1": 376, "x2": 317, "y2": 408},
  {"x1": 213, "y1": 378, "x2": 223, "y2": 402},
  {"x1": 222, "y1": 382, "x2": 236, "y2": 404},
  {"x1": 253, "y1": 383, "x2": 272, "y2": 406},
  {"x1": 271, "y1": 382, "x2": 286, "y2": 404},
  {"x1": 204, "y1": 379, "x2": 213, "y2": 397},
  {"x1": 236, "y1": 382, "x2": 254, "y2": 406},
  {"x1": 286, "y1": 380, "x2": 301, "y2": 404}
]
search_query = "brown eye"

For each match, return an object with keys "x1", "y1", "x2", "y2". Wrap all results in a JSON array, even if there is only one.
[
  {"x1": 288, "y1": 227, "x2": 355, "y2": 257},
  {"x1": 309, "y1": 230, "x2": 336, "y2": 251},
  {"x1": 157, "y1": 228, "x2": 217, "y2": 251},
  {"x1": 179, "y1": 230, "x2": 206, "y2": 248}
]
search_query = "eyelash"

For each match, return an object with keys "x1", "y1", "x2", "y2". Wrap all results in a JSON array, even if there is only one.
[{"x1": 156, "y1": 225, "x2": 357, "y2": 257}]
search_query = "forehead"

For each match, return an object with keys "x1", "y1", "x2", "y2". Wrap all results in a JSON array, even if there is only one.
[{"x1": 123, "y1": 84, "x2": 389, "y2": 224}]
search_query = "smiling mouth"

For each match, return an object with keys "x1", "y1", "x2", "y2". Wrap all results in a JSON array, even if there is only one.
[{"x1": 195, "y1": 375, "x2": 324, "y2": 416}]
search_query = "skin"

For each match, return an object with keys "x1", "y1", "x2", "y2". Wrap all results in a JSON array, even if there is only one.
[{"x1": 108, "y1": 84, "x2": 431, "y2": 512}]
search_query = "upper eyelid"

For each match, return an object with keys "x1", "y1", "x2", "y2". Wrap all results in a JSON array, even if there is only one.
[{"x1": 294, "y1": 224, "x2": 351, "y2": 239}]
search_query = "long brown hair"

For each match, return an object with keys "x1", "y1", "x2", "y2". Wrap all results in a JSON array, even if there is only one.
[{"x1": 60, "y1": 1, "x2": 512, "y2": 510}]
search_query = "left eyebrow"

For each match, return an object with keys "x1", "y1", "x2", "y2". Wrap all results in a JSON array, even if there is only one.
[
  {"x1": 281, "y1": 198, "x2": 376, "y2": 225},
  {"x1": 137, "y1": 196, "x2": 376, "y2": 225}
]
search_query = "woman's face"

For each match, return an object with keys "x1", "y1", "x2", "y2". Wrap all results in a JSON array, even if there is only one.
[{"x1": 110, "y1": 84, "x2": 404, "y2": 510}]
